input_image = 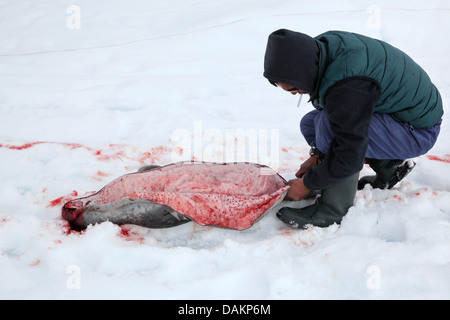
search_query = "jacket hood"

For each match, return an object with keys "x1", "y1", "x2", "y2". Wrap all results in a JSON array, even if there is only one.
[{"x1": 263, "y1": 29, "x2": 319, "y2": 93}]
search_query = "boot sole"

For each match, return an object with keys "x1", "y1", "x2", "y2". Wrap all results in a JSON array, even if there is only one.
[{"x1": 388, "y1": 159, "x2": 416, "y2": 189}]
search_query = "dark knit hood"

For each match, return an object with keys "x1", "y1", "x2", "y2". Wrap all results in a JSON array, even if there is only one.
[{"x1": 263, "y1": 29, "x2": 319, "y2": 93}]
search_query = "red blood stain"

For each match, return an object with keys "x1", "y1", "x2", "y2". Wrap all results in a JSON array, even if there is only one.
[
  {"x1": 0, "y1": 141, "x2": 173, "y2": 166},
  {"x1": 48, "y1": 190, "x2": 79, "y2": 207},
  {"x1": 138, "y1": 152, "x2": 153, "y2": 164},
  {"x1": 119, "y1": 226, "x2": 145, "y2": 244},
  {"x1": 136, "y1": 146, "x2": 173, "y2": 165},
  {"x1": 2, "y1": 142, "x2": 45, "y2": 150},
  {"x1": 427, "y1": 155, "x2": 450, "y2": 164},
  {"x1": 173, "y1": 146, "x2": 183, "y2": 155},
  {"x1": 61, "y1": 221, "x2": 84, "y2": 236},
  {"x1": 389, "y1": 187, "x2": 439, "y2": 202},
  {"x1": 97, "y1": 170, "x2": 108, "y2": 177},
  {"x1": 279, "y1": 229, "x2": 292, "y2": 236},
  {"x1": 29, "y1": 259, "x2": 41, "y2": 267},
  {"x1": 92, "y1": 171, "x2": 110, "y2": 181}
]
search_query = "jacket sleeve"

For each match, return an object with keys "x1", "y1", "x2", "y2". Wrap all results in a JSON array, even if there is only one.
[{"x1": 302, "y1": 78, "x2": 380, "y2": 190}]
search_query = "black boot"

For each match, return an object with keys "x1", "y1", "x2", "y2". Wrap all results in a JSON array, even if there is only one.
[
  {"x1": 277, "y1": 173, "x2": 358, "y2": 229},
  {"x1": 358, "y1": 159, "x2": 416, "y2": 190}
]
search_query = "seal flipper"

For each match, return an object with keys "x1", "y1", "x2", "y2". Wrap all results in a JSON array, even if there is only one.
[
  {"x1": 137, "y1": 165, "x2": 161, "y2": 173},
  {"x1": 73, "y1": 198, "x2": 191, "y2": 230}
]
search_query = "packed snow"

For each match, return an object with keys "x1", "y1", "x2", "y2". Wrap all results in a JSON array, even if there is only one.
[{"x1": 0, "y1": 0, "x2": 449, "y2": 299}]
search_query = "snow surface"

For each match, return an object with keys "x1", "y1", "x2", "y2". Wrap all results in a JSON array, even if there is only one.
[{"x1": 1, "y1": 0, "x2": 450, "y2": 299}]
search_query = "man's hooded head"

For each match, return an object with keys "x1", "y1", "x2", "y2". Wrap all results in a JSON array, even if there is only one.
[{"x1": 263, "y1": 29, "x2": 319, "y2": 93}]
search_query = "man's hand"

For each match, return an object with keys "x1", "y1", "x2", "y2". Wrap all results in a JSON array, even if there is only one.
[
  {"x1": 285, "y1": 178, "x2": 310, "y2": 201},
  {"x1": 295, "y1": 155, "x2": 320, "y2": 178}
]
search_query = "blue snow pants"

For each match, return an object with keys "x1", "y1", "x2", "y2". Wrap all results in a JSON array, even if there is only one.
[{"x1": 300, "y1": 109, "x2": 441, "y2": 160}]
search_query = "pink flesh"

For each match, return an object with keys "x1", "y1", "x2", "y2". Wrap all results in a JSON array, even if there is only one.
[{"x1": 63, "y1": 162, "x2": 289, "y2": 230}]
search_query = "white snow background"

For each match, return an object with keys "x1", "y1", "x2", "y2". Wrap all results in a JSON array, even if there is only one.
[{"x1": 0, "y1": 0, "x2": 449, "y2": 299}]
